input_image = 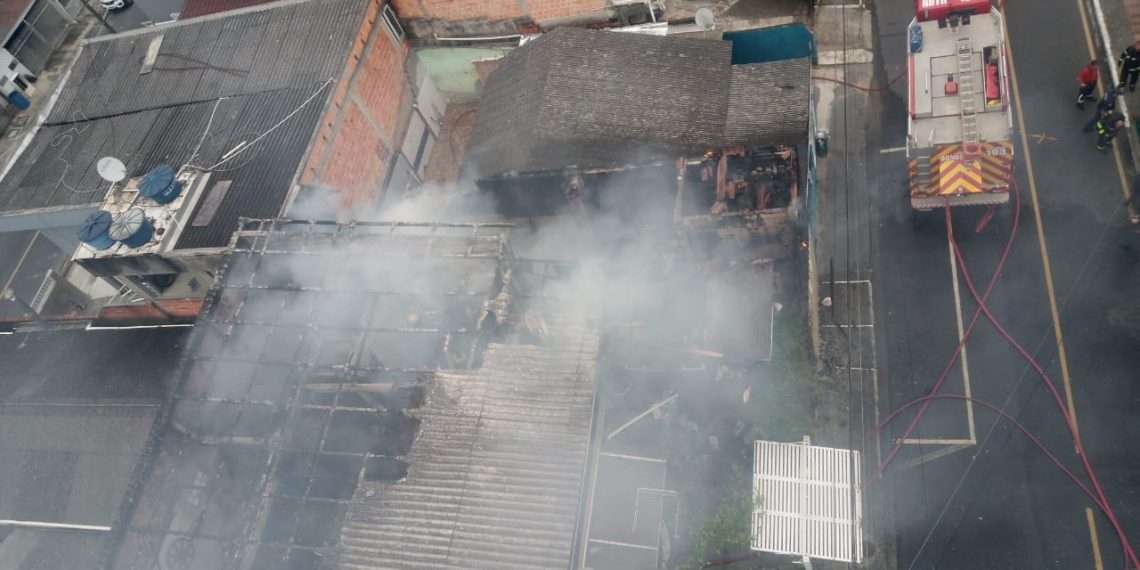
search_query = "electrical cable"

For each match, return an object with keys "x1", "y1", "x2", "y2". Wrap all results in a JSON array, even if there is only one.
[
  {"x1": 874, "y1": 393, "x2": 1106, "y2": 513},
  {"x1": 184, "y1": 97, "x2": 228, "y2": 172},
  {"x1": 201, "y1": 78, "x2": 334, "y2": 172},
  {"x1": 812, "y1": 69, "x2": 908, "y2": 93},
  {"x1": 839, "y1": 1, "x2": 859, "y2": 566},
  {"x1": 864, "y1": 178, "x2": 1138, "y2": 567},
  {"x1": 865, "y1": 180, "x2": 1022, "y2": 489},
  {"x1": 857, "y1": 0, "x2": 1137, "y2": 565},
  {"x1": 150, "y1": 53, "x2": 249, "y2": 77},
  {"x1": 945, "y1": 200, "x2": 1140, "y2": 568}
]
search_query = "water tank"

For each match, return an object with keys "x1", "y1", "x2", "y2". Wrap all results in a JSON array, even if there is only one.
[
  {"x1": 4, "y1": 90, "x2": 28, "y2": 110},
  {"x1": 76, "y1": 210, "x2": 116, "y2": 250},
  {"x1": 139, "y1": 164, "x2": 182, "y2": 204},
  {"x1": 108, "y1": 208, "x2": 154, "y2": 248}
]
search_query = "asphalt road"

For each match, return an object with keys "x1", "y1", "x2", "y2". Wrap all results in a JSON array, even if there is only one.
[{"x1": 867, "y1": 0, "x2": 1140, "y2": 568}]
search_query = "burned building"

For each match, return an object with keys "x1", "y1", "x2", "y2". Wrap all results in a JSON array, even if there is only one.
[
  {"x1": 465, "y1": 27, "x2": 811, "y2": 252},
  {"x1": 462, "y1": 26, "x2": 812, "y2": 364},
  {"x1": 104, "y1": 220, "x2": 601, "y2": 569}
]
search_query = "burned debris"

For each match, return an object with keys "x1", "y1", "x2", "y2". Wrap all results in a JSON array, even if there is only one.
[{"x1": 106, "y1": 220, "x2": 600, "y2": 570}]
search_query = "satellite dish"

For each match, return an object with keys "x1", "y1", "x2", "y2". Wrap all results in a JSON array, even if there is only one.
[
  {"x1": 96, "y1": 157, "x2": 127, "y2": 183},
  {"x1": 695, "y1": 8, "x2": 715, "y2": 31}
]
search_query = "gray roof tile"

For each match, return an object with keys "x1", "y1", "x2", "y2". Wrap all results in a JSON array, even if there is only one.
[
  {"x1": 466, "y1": 27, "x2": 811, "y2": 177},
  {"x1": 0, "y1": 0, "x2": 369, "y2": 249}
]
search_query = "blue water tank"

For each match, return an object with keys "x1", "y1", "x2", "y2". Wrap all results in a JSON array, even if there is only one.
[
  {"x1": 139, "y1": 164, "x2": 182, "y2": 204},
  {"x1": 108, "y1": 208, "x2": 154, "y2": 248},
  {"x1": 909, "y1": 25, "x2": 923, "y2": 54},
  {"x1": 76, "y1": 210, "x2": 116, "y2": 250},
  {"x1": 5, "y1": 90, "x2": 28, "y2": 110}
]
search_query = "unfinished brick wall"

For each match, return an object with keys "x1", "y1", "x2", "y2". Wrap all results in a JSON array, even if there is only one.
[
  {"x1": 303, "y1": 0, "x2": 410, "y2": 209},
  {"x1": 392, "y1": 0, "x2": 607, "y2": 25},
  {"x1": 321, "y1": 101, "x2": 391, "y2": 198},
  {"x1": 526, "y1": 0, "x2": 607, "y2": 22}
]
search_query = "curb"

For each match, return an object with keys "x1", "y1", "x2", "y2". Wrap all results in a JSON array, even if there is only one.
[{"x1": 1085, "y1": 0, "x2": 1140, "y2": 175}]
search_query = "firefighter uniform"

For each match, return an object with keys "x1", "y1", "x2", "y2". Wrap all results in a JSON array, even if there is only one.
[
  {"x1": 1120, "y1": 44, "x2": 1140, "y2": 91},
  {"x1": 1085, "y1": 88, "x2": 1120, "y2": 132},
  {"x1": 1096, "y1": 112, "x2": 1125, "y2": 151}
]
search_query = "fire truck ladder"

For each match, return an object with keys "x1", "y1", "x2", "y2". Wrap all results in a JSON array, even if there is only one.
[{"x1": 956, "y1": 37, "x2": 980, "y2": 144}]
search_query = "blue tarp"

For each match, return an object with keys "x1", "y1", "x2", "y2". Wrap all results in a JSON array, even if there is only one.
[{"x1": 724, "y1": 24, "x2": 816, "y2": 65}]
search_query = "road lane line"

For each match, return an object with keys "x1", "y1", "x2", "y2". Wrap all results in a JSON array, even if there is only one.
[
  {"x1": 898, "y1": 438, "x2": 977, "y2": 445},
  {"x1": 1087, "y1": 507, "x2": 1106, "y2": 570},
  {"x1": 895, "y1": 443, "x2": 972, "y2": 471},
  {"x1": 1075, "y1": 0, "x2": 1133, "y2": 201},
  {"x1": 879, "y1": 146, "x2": 907, "y2": 154},
  {"x1": 947, "y1": 232, "x2": 978, "y2": 442}
]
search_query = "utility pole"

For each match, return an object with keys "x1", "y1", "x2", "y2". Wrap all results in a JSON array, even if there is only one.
[{"x1": 78, "y1": 0, "x2": 117, "y2": 35}]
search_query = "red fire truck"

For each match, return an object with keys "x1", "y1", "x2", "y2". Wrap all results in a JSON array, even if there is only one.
[{"x1": 907, "y1": 0, "x2": 1014, "y2": 210}]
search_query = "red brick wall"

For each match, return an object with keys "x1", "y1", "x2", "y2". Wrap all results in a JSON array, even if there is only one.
[
  {"x1": 355, "y1": 23, "x2": 407, "y2": 138},
  {"x1": 525, "y1": 0, "x2": 607, "y2": 22},
  {"x1": 392, "y1": 0, "x2": 606, "y2": 24},
  {"x1": 322, "y1": 100, "x2": 391, "y2": 203},
  {"x1": 390, "y1": 0, "x2": 423, "y2": 18},
  {"x1": 420, "y1": 0, "x2": 524, "y2": 21},
  {"x1": 303, "y1": 0, "x2": 410, "y2": 209}
]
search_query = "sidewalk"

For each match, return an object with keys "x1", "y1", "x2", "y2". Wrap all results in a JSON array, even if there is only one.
[
  {"x1": 810, "y1": 4, "x2": 896, "y2": 569},
  {"x1": 1092, "y1": 0, "x2": 1140, "y2": 173}
]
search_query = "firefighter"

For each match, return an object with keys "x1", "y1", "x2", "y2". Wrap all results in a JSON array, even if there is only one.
[
  {"x1": 1084, "y1": 85, "x2": 1123, "y2": 132},
  {"x1": 1095, "y1": 111, "x2": 1125, "y2": 152},
  {"x1": 1077, "y1": 59, "x2": 1100, "y2": 109},
  {"x1": 1120, "y1": 41, "x2": 1140, "y2": 92}
]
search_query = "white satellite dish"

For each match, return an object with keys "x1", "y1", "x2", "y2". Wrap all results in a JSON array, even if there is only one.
[
  {"x1": 695, "y1": 8, "x2": 715, "y2": 31},
  {"x1": 96, "y1": 156, "x2": 127, "y2": 183}
]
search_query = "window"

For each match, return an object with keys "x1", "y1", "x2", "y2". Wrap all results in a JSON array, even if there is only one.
[{"x1": 382, "y1": 4, "x2": 404, "y2": 43}]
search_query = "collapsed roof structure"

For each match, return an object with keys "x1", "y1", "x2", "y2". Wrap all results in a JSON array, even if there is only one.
[{"x1": 105, "y1": 220, "x2": 601, "y2": 569}]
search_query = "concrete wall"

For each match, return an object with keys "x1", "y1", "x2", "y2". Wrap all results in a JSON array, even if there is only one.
[
  {"x1": 415, "y1": 47, "x2": 511, "y2": 100},
  {"x1": 302, "y1": 0, "x2": 412, "y2": 210},
  {"x1": 0, "y1": 206, "x2": 96, "y2": 250}
]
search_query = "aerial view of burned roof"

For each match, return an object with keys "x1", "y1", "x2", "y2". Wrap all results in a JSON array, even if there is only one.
[{"x1": 104, "y1": 220, "x2": 600, "y2": 569}]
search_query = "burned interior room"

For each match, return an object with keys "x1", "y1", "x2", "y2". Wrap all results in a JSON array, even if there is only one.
[{"x1": 678, "y1": 144, "x2": 800, "y2": 216}]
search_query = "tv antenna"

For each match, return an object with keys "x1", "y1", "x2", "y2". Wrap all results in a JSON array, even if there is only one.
[{"x1": 96, "y1": 156, "x2": 127, "y2": 183}]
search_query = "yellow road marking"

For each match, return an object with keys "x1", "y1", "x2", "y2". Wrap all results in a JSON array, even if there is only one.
[
  {"x1": 1001, "y1": 1, "x2": 1080, "y2": 442},
  {"x1": 1005, "y1": 2, "x2": 1132, "y2": 567},
  {"x1": 0, "y1": 232, "x2": 37, "y2": 295},
  {"x1": 1074, "y1": 3, "x2": 1129, "y2": 567},
  {"x1": 1030, "y1": 133, "x2": 1058, "y2": 144},
  {"x1": 1087, "y1": 507, "x2": 1106, "y2": 570}
]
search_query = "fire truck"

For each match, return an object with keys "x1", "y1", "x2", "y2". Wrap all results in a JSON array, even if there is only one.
[{"x1": 907, "y1": 0, "x2": 1014, "y2": 210}]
